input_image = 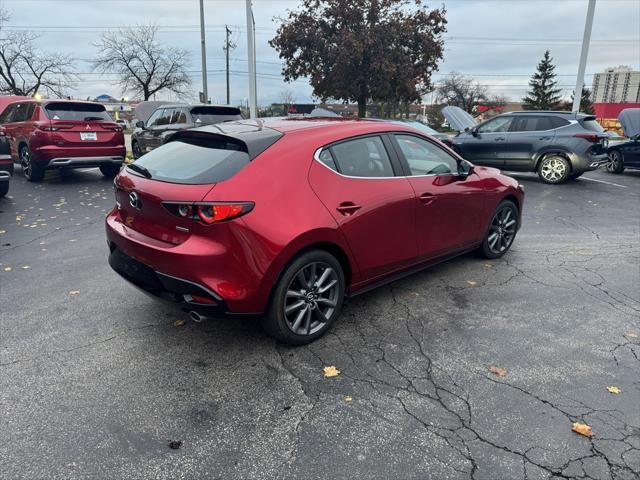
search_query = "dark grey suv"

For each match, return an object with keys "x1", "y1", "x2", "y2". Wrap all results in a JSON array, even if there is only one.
[
  {"x1": 442, "y1": 107, "x2": 609, "y2": 184},
  {"x1": 131, "y1": 104, "x2": 242, "y2": 159}
]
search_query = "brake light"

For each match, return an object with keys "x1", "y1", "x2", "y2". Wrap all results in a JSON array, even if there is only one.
[
  {"x1": 104, "y1": 125, "x2": 123, "y2": 132},
  {"x1": 574, "y1": 133, "x2": 601, "y2": 143},
  {"x1": 35, "y1": 123, "x2": 59, "y2": 132},
  {"x1": 163, "y1": 202, "x2": 254, "y2": 224}
]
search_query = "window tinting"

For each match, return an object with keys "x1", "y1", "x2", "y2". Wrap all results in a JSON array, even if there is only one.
[
  {"x1": 330, "y1": 136, "x2": 394, "y2": 177},
  {"x1": 129, "y1": 137, "x2": 250, "y2": 185},
  {"x1": 45, "y1": 102, "x2": 111, "y2": 121},
  {"x1": 395, "y1": 134, "x2": 459, "y2": 175},
  {"x1": 190, "y1": 106, "x2": 243, "y2": 125},
  {"x1": 580, "y1": 118, "x2": 605, "y2": 133},
  {"x1": 0, "y1": 105, "x2": 16, "y2": 123},
  {"x1": 171, "y1": 109, "x2": 188, "y2": 124},
  {"x1": 318, "y1": 149, "x2": 337, "y2": 171},
  {"x1": 146, "y1": 109, "x2": 164, "y2": 127},
  {"x1": 156, "y1": 109, "x2": 172, "y2": 126},
  {"x1": 549, "y1": 116, "x2": 570, "y2": 129},
  {"x1": 478, "y1": 116, "x2": 513, "y2": 133},
  {"x1": 512, "y1": 116, "x2": 554, "y2": 132}
]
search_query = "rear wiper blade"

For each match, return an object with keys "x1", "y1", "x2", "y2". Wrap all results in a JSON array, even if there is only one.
[
  {"x1": 128, "y1": 163, "x2": 152, "y2": 178},
  {"x1": 84, "y1": 116, "x2": 104, "y2": 121}
]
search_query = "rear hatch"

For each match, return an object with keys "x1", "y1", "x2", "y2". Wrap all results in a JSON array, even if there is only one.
[
  {"x1": 114, "y1": 126, "x2": 282, "y2": 244},
  {"x1": 44, "y1": 102, "x2": 123, "y2": 147},
  {"x1": 441, "y1": 106, "x2": 478, "y2": 132},
  {"x1": 578, "y1": 116, "x2": 609, "y2": 154},
  {"x1": 189, "y1": 106, "x2": 243, "y2": 126}
]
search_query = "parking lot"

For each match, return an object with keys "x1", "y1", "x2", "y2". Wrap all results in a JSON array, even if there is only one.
[{"x1": 1, "y1": 166, "x2": 639, "y2": 479}]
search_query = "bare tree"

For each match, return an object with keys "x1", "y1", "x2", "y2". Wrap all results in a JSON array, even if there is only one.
[
  {"x1": 279, "y1": 88, "x2": 296, "y2": 113},
  {"x1": 436, "y1": 72, "x2": 488, "y2": 113},
  {"x1": 0, "y1": 8, "x2": 75, "y2": 97},
  {"x1": 93, "y1": 24, "x2": 190, "y2": 100}
]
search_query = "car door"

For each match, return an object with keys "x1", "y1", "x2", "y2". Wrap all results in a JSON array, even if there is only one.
[
  {"x1": 391, "y1": 133, "x2": 487, "y2": 258},
  {"x1": 308, "y1": 134, "x2": 418, "y2": 281},
  {"x1": 455, "y1": 116, "x2": 513, "y2": 167},
  {"x1": 621, "y1": 137, "x2": 640, "y2": 167},
  {"x1": 138, "y1": 109, "x2": 165, "y2": 154},
  {"x1": 0, "y1": 104, "x2": 18, "y2": 158},
  {"x1": 502, "y1": 115, "x2": 556, "y2": 171}
]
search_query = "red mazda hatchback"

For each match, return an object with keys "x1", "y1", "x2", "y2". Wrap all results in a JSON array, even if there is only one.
[{"x1": 106, "y1": 118, "x2": 524, "y2": 344}]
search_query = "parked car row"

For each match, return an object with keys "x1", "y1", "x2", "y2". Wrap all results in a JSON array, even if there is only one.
[{"x1": 605, "y1": 108, "x2": 640, "y2": 174}]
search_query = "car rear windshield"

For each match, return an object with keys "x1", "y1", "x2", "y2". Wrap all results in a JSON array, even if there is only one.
[
  {"x1": 579, "y1": 117, "x2": 605, "y2": 133},
  {"x1": 129, "y1": 136, "x2": 251, "y2": 185},
  {"x1": 190, "y1": 106, "x2": 242, "y2": 125},
  {"x1": 45, "y1": 102, "x2": 111, "y2": 122}
]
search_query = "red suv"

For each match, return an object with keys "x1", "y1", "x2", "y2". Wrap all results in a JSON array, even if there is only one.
[
  {"x1": 0, "y1": 100, "x2": 126, "y2": 181},
  {"x1": 106, "y1": 119, "x2": 524, "y2": 344}
]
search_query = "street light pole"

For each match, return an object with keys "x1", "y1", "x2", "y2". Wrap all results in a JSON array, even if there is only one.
[
  {"x1": 572, "y1": 0, "x2": 596, "y2": 113},
  {"x1": 199, "y1": 0, "x2": 208, "y2": 104},
  {"x1": 246, "y1": 0, "x2": 257, "y2": 118},
  {"x1": 225, "y1": 25, "x2": 231, "y2": 105}
]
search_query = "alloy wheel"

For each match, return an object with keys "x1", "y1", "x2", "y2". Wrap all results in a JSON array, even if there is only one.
[
  {"x1": 132, "y1": 142, "x2": 142, "y2": 159},
  {"x1": 606, "y1": 151, "x2": 621, "y2": 173},
  {"x1": 540, "y1": 157, "x2": 567, "y2": 182},
  {"x1": 487, "y1": 206, "x2": 517, "y2": 255},
  {"x1": 283, "y1": 261, "x2": 339, "y2": 336},
  {"x1": 20, "y1": 148, "x2": 32, "y2": 179}
]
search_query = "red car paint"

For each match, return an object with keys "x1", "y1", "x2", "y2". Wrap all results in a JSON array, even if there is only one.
[{"x1": 106, "y1": 118, "x2": 524, "y2": 317}]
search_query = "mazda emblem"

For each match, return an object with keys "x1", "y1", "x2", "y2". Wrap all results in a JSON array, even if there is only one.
[{"x1": 129, "y1": 191, "x2": 141, "y2": 209}]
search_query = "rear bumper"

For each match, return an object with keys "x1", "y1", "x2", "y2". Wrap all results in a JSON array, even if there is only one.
[
  {"x1": 32, "y1": 145, "x2": 126, "y2": 167},
  {"x1": 48, "y1": 156, "x2": 124, "y2": 168},
  {"x1": 0, "y1": 170, "x2": 10, "y2": 183},
  {"x1": 108, "y1": 244, "x2": 231, "y2": 317},
  {"x1": 573, "y1": 153, "x2": 608, "y2": 172}
]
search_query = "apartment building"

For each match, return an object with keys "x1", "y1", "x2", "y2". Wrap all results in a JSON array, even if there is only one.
[{"x1": 592, "y1": 66, "x2": 640, "y2": 103}]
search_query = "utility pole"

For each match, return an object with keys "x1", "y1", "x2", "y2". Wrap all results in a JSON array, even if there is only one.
[
  {"x1": 223, "y1": 26, "x2": 235, "y2": 105},
  {"x1": 199, "y1": 0, "x2": 208, "y2": 104},
  {"x1": 572, "y1": 0, "x2": 596, "y2": 113},
  {"x1": 246, "y1": 0, "x2": 257, "y2": 118}
]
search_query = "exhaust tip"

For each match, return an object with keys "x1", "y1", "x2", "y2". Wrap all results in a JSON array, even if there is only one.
[{"x1": 189, "y1": 311, "x2": 203, "y2": 323}]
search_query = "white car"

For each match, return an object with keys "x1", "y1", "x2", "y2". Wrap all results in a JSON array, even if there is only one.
[{"x1": 115, "y1": 119, "x2": 130, "y2": 129}]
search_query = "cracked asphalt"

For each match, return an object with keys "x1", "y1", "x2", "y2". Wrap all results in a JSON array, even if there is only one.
[{"x1": 1, "y1": 166, "x2": 639, "y2": 480}]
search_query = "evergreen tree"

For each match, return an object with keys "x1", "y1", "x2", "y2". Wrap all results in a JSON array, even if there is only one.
[
  {"x1": 570, "y1": 87, "x2": 595, "y2": 114},
  {"x1": 523, "y1": 50, "x2": 562, "y2": 110}
]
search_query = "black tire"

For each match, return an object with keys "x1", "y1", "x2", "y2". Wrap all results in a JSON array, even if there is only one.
[
  {"x1": 537, "y1": 155, "x2": 570, "y2": 184},
  {"x1": 0, "y1": 181, "x2": 8, "y2": 197},
  {"x1": 479, "y1": 200, "x2": 519, "y2": 259},
  {"x1": 132, "y1": 140, "x2": 142, "y2": 159},
  {"x1": 262, "y1": 249, "x2": 345, "y2": 345},
  {"x1": 20, "y1": 145, "x2": 44, "y2": 182},
  {"x1": 100, "y1": 164, "x2": 122, "y2": 178},
  {"x1": 606, "y1": 150, "x2": 625, "y2": 174}
]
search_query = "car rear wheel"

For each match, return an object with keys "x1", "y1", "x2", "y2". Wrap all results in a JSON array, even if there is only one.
[
  {"x1": 262, "y1": 250, "x2": 345, "y2": 345},
  {"x1": 132, "y1": 141, "x2": 142, "y2": 159},
  {"x1": 20, "y1": 145, "x2": 44, "y2": 182},
  {"x1": 100, "y1": 164, "x2": 122, "y2": 178},
  {"x1": 480, "y1": 200, "x2": 518, "y2": 259},
  {"x1": 538, "y1": 155, "x2": 570, "y2": 184},
  {"x1": 606, "y1": 151, "x2": 625, "y2": 174},
  {"x1": 0, "y1": 181, "x2": 8, "y2": 197}
]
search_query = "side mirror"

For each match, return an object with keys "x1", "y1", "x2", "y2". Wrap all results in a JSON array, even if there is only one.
[
  {"x1": 135, "y1": 120, "x2": 145, "y2": 129},
  {"x1": 470, "y1": 127, "x2": 479, "y2": 137},
  {"x1": 457, "y1": 161, "x2": 474, "y2": 179}
]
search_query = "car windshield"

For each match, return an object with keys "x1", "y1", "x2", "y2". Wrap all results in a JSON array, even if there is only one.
[
  {"x1": 190, "y1": 106, "x2": 242, "y2": 125},
  {"x1": 129, "y1": 137, "x2": 250, "y2": 185},
  {"x1": 45, "y1": 102, "x2": 111, "y2": 122}
]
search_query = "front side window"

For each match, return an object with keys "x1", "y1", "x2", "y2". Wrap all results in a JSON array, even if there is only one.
[
  {"x1": 155, "y1": 108, "x2": 173, "y2": 126},
  {"x1": 171, "y1": 109, "x2": 188, "y2": 124},
  {"x1": 44, "y1": 102, "x2": 111, "y2": 121},
  {"x1": 395, "y1": 134, "x2": 459, "y2": 175},
  {"x1": 146, "y1": 109, "x2": 164, "y2": 128},
  {"x1": 478, "y1": 116, "x2": 513, "y2": 133},
  {"x1": 330, "y1": 136, "x2": 394, "y2": 178}
]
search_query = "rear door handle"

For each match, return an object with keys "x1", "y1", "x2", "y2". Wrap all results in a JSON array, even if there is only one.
[
  {"x1": 494, "y1": 137, "x2": 506, "y2": 142},
  {"x1": 418, "y1": 193, "x2": 436, "y2": 205},
  {"x1": 336, "y1": 202, "x2": 361, "y2": 216}
]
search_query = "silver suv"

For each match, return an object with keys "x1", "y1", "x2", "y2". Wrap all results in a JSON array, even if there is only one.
[{"x1": 442, "y1": 107, "x2": 609, "y2": 184}]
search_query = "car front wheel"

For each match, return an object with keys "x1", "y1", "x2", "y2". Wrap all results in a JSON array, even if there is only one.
[
  {"x1": 606, "y1": 151, "x2": 625, "y2": 174},
  {"x1": 538, "y1": 155, "x2": 570, "y2": 184},
  {"x1": 262, "y1": 250, "x2": 345, "y2": 345},
  {"x1": 480, "y1": 200, "x2": 519, "y2": 259},
  {"x1": 132, "y1": 141, "x2": 142, "y2": 159}
]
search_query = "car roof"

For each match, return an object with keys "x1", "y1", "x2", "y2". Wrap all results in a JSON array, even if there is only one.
[
  {"x1": 196, "y1": 117, "x2": 391, "y2": 135},
  {"x1": 156, "y1": 103, "x2": 240, "y2": 110},
  {"x1": 508, "y1": 111, "x2": 593, "y2": 119}
]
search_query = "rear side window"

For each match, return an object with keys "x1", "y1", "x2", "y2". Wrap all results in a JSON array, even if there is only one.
[
  {"x1": 330, "y1": 136, "x2": 394, "y2": 177},
  {"x1": 190, "y1": 106, "x2": 242, "y2": 125},
  {"x1": 511, "y1": 116, "x2": 554, "y2": 132},
  {"x1": 129, "y1": 137, "x2": 250, "y2": 185},
  {"x1": 579, "y1": 118, "x2": 605, "y2": 133},
  {"x1": 45, "y1": 102, "x2": 111, "y2": 121},
  {"x1": 549, "y1": 117, "x2": 570, "y2": 129}
]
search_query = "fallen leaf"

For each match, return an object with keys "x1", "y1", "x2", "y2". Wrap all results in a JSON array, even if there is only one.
[
  {"x1": 484, "y1": 263, "x2": 492, "y2": 268},
  {"x1": 3, "y1": 266, "x2": 12, "y2": 272},
  {"x1": 467, "y1": 280, "x2": 477, "y2": 286},
  {"x1": 606, "y1": 386, "x2": 621, "y2": 394},
  {"x1": 21, "y1": 265, "x2": 30, "y2": 270},
  {"x1": 174, "y1": 319, "x2": 186, "y2": 327},
  {"x1": 626, "y1": 331, "x2": 638, "y2": 338},
  {"x1": 344, "y1": 396, "x2": 353, "y2": 402},
  {"x1": 488, "y1": 366, "x2": 507, "y2": 377},
  {"x1": 572, "y1": 422, "x2": 593, "y2": 437},
  {"x1": 323, "y1": 365, "x2": 341, "y2": 378},
  {"x1": 69, "y1": 290, "x2": 80, "y2": 295}
]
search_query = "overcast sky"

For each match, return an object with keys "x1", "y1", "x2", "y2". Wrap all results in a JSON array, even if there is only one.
[{"x1": 1, "y1": 0, "x2": 638, "y2": 105}]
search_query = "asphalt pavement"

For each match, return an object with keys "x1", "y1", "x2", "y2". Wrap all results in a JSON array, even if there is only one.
[{"x1": 1, "y1": 166, "x2": 639, "y2": 480}]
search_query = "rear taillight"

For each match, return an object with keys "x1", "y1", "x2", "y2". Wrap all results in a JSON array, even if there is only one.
[
  {"x1": 35, "y1": 123, "x2": 59, "y2": 132},
  {"x1": 163, "y1": 202, "x2": 254, "y2": 225},
  {"x1": 104, "y1": 125, "x2": 123, "y2": 132},
  {"x1": 574, "y1": 133, "x2": 601, "y2": 143}
]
